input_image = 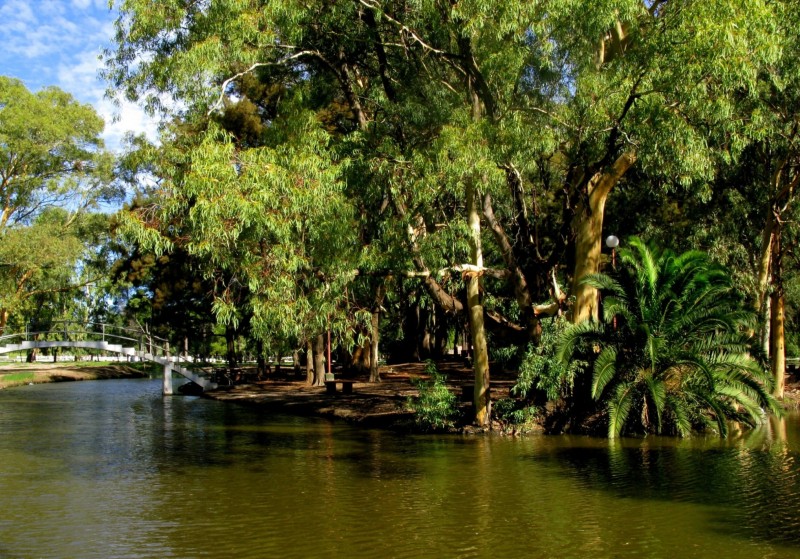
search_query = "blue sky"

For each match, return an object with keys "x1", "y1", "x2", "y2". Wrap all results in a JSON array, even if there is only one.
[{"x1": 0, "y1": 0, "x2": 157, "y2": 151}]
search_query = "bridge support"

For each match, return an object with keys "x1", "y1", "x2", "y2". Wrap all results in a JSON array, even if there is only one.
[{"x1": 163, "y1": 363, "x2": 173, "y2": 395}]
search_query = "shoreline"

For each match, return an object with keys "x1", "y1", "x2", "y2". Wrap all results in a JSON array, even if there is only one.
[
  {"x1": 202, "y1": 361, "x2": 520, "y2": 433},
  {"x1": 0, "y1": 363, "x2": 150, "y2": 390},
  {"x1": 5, "y1": 360, "x2": 796, "y2": 434}
]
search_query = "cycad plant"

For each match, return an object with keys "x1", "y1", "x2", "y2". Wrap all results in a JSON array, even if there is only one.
[{"x1": 558, "y1": 237, "x2": 779, "y2": 438}]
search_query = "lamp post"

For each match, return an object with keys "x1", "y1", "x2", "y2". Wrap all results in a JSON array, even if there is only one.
[
  {"x1": 605, "y1": 235, "x2": 619, "y2": 329},
  {"x1": 605, "y1": 235, "x2": 619, "y2": 269}
]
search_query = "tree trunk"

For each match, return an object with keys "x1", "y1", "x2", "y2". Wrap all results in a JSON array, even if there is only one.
[
  {"x1": 369, "y1": 283, "x2": 386, "y2": 383},
  {"x1": 419, "y1": 306, "x2": 432, "y2": 359},
  {"x1": 467, "y1": 181, "x2": 491, "y2": 426},
  {"x1": 770, "y1": 293, "x2": 786, "y2": 398},
  {"x1": 293, "y1": 349, "x2": 302, "y2": 378},
  {"x1": 770, "y1": 222, "x2": 785, "y2": 399},
  {"x1": 225, "y1": 324, "x2": 238, "y2": 371},
  {"x1": 403, "y1": 303, "x2": 422, "y2": 361},
  {"x1": 350, "y1": 344, "x2": 368, "y2": 372},
  {"x1": 305, "y1": 340, "x2": 314, "y2": 385},
  {"x1": 755, "y1": 213, "x2": 775, "y2": 313},
  {"x1": 571, "y1": 152, "x2": 636, "y2": 324},
  {"x1": 755, "y1": 205, "x2": 776, "y2": 355},
  {"x1": 312, "y1": 334, "x2": 326, "y2": 386},
  {"x1": 255, "y1": 340, "x2": 269, "y2": 378},
  {"x1": 483, "y1": 191, "x2": 536, "y2": 334}
]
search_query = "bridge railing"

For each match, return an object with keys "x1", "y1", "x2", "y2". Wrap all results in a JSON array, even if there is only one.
[{"x1": 0, "y1": 321, "x2": 198, "y2": 369}]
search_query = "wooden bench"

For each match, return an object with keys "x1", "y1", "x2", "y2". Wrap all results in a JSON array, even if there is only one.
[{"x1": 325, "y1": 379, "x2": 356, "y2": 395}]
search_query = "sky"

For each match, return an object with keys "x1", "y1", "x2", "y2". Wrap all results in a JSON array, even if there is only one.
[{"x1": 0, "y1": 0, "x2": 158, "y2": 152}]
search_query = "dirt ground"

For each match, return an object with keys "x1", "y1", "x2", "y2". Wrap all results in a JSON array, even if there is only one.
[{"x1": 204, "y1": 360, "x2": 520, "y2": 431}]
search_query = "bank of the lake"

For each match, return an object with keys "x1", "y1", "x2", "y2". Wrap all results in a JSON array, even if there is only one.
[
  {"x1": 204, "y1": 361, "x2": 509, "y2": 432},
  {"x1": 0, "y1": 362, "x2": 150, "y2": 390},
  {"x1": 204, "y1": 361, "x2": 800, "y2": 434}
]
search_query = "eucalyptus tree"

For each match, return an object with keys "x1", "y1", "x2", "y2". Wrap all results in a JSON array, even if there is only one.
[
  {"x1": 105, "y1": 0, "x2": 783, "y2": 424},
  {"x1": 0, "y1": 77, "x2": 114, "y2": 227},
  {"x1": 744, "y1": 1, "x2": 800, "y2": 398},
  {"x1": 0, "y1": 77, "x2": 116, "y2": 331},
  {"x1": 116, "y1": 110, "x2": 362, "y2": 384},
  {"x1": 0, "y1": 210, "x2": 83, "y2": 332},
  {"x1": 0, "y1": 208, "x2": 117, "y2": 345},
  {"x1": 660, "y1": 1, "x2": 800, "y2": 398}
]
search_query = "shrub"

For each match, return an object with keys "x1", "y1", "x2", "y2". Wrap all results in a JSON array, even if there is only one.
[
  {"x1": 493, "y1": 397, "x2": 539, "y2": 433},
  {"x1": 514, "y1": 316, "x2": 586, "y2": 401},
  {"x1": 407, "y1": 360, "x2": 457, "y2": 431}
]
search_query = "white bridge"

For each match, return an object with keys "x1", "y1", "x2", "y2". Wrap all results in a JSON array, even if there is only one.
[{"x1": 0, "y1": 322, "x2": 217, "y2": 395}]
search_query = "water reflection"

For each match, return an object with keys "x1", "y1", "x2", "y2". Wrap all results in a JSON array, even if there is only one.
[
  {"x1": 2, "y1": 379, "x2": 800, "y2": 558},
  {"x1": 529, "y1": 425, "x2": 800, "y2": 549}
]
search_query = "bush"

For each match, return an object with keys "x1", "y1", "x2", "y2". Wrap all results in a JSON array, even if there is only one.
[
  {"x1": 493, "y1": 397, "x2": 539, "y2": 433},
  {"x1": 514, "y1": 316, "x2": 585, "y2": 401},
  {"x1": 407, "y1": 360, "x2": 457, "y2": 431},
  {"x1": 489, "y1": 343, "x2": 523, "y2": 371}
]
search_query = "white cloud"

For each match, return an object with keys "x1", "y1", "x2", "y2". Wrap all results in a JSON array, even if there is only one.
[
  {"x1": 0, "y1": 0, "x2": 160, "y2": 152},
  {"x1": 98, "y1": 97, "x2": 161, "y2": 151}
]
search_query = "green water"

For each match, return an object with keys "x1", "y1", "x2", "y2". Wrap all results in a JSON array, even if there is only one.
[{"x1": 0, "y1": 378, "x2": 798, "y2": 558}]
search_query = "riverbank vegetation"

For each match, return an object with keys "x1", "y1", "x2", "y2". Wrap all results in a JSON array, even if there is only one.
[{"x1": 2, "y1": 1, "x2": 800, "y2": 436}]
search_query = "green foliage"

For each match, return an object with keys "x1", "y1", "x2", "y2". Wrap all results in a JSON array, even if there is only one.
[
  {"x1": 493, "y1": 397, "x2": 539, "y2": 433},
  {"x1": 0, "y1": 372, "x2": 34, "y2": 387},
  {"x1": 488, "y1": 343, "x2": 522, "y2": 371},
  {"x1": 407, "y1": 360, "x2": 458, "y2": 431},
  {"x1": 0, "y1": 76, "x2": 111, "y2": 225},
  {"x1": 514, "y1": 316, "x2": 585, "y2": 401},
  {"x1": 119, "y1": 106, "x2": 360, "y2": 347},
  {"x1": 0, "y1": 77, "x2": 120, "y2": 332},
  {"x1": 559, "y1": 238, "x2": 780, "y2": 438},
  {"x1": 104, "y1": 0, "x2": 799, "y2": 418}
]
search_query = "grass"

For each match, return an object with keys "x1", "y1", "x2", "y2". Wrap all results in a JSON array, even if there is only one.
[
  {"x1": 0, "y1": 372, "x2": 35, "y2": 387},
  {"x1": 0, "y1": 361, "x2": 153, "y2": 389}
]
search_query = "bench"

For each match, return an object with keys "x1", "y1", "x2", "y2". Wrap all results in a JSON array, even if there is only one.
[{"x1": 325, "y1": 379, "x2": 356, "y2": 394}]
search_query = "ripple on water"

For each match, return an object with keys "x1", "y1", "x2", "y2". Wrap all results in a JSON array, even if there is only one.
[{"x1": 3, "y1": 382, "x2": 800, "y2": 558}]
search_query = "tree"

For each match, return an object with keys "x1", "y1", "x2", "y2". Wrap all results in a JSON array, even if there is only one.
[
  {"x1": 0, "y1": 210, "x2": 84, "y2": 332},
  {"x1": 0, "y1": 77, "x2": 115, "y2": 331},
  {"x1": 0, "y1": 77, "x2": 114, "y2": 226},
  {"x1": 104, "y1": 0, "x2": 784, "y2": 426},
  {"x1": 116, "y1": 111, "x2": 362, "y2": 385},
  {"x1": 558, "y1": 238, "x2": 779, "y2": 438}
]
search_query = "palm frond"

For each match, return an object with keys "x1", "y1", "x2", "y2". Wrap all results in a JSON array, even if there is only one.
[
  {"x1": 644, "y1": 375, "x2": 666, "y2": 433},
  {"x1": 715, "y1": 385, "x2": 764, "y2": 427},
  {"x1": 592, "y1": 346, "x2": 618, "y2": 399},
  {"x1": 556, "y1": 320, "x2": 603, "y2": 365},
  {"x1": 666, "y1": 394, "x2": 692, "y2": 437},
  {"x1": 608, "y1": 381, "x2": 635, "y2": 438},
  {"x1": 697, "y1": 391, "x2": 730, "y2": 437}
]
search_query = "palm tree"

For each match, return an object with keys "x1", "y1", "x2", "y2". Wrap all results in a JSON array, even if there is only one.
[{"x1": 558, "y1": 237, "x2": 780, "y2": 438}]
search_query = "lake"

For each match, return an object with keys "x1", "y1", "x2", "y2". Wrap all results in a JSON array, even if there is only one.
[{"x1": 0, "y1": 378, "x2": 798, "y2": 558}]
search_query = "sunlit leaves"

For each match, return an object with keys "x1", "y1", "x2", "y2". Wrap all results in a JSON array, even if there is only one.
[
  {"x1": 0, "y1": 76, "x2": 109, "y2": 226},
  {"x1": 559, "y1": 237, "x2": 777, "y2": 437}
]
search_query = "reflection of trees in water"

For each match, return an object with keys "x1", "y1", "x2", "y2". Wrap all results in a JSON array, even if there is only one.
[{"x1": 531, "y1": 426, "x2": 800, "y2": 547}]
